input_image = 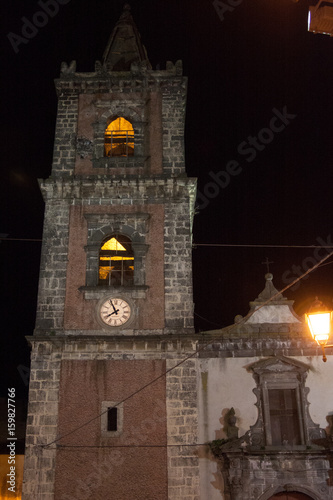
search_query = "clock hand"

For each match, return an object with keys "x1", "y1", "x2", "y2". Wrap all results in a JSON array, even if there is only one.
[
  {"x1": 105, "y1": 308, "x2": 120, "y2": 318},
  {"x1": 110, "y1": 300, "x2": 119, "y2": 314}
]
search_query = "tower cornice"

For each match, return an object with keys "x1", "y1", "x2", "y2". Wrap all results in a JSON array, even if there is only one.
[
  {"x1": 55, "y1": 62, "x2": 185, "y2": 96},
  {"x1": 38, "y1": 175, "x2": 197, "y2": 202}
]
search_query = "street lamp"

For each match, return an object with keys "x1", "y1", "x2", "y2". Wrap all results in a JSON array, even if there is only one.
[
  {"x1": 308, "y1": 0, "x2": 333, "y2": 36},
  {"x1": 306, "y1": 297, "x2": 333, "y2": 362}
]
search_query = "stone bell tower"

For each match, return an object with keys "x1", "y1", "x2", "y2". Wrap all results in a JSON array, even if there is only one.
[{"x1": 22, "y1": 5, "x2": 199, "y2": 500}]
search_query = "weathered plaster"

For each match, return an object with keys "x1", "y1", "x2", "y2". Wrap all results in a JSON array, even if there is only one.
[
  {"x1": 198, "y1": 357, "x2": 258, "y2": 444},
  {"x1": 303, "y1": 355, "x2": 333, "y2": 429},
  {"x1": 246, "y1": 304, "x2": 301, "y2": 324}
]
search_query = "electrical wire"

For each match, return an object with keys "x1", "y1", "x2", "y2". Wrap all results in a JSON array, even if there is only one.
[
  {"x1": 194, "y1": 311, "x2": 222, "y2": 327},
  {"x1": 193, "y1": 243, "x2": 333, "y2": 248},
  {"x1": 2, "y1": 237, "x2": 333, "y2": 249},
  {"x1": 0, "y1": 236, "x2": 43, "y2": 241},
  {"x1": 41, "y1": 247, "x2": 333, "y2": 450},
  {"x1": 57, "y1": 443, "x2": 206, "y2": 449},
  {"x1": 0, "y1": 237, "x2": 42, "y2": 242}
]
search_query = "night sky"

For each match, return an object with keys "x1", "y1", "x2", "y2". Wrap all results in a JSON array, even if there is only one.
[{"x1": 1, "y1": 0, "x2": 333, "y2": 402}]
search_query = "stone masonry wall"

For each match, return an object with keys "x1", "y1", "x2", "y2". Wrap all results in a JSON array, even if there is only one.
[
  {"x1": 53, "y1": 70, "x2": 187, "y2": 178},
  {"x1": 51, "y1": 91, "x2": 78, "y2": 177},
  {"x1": 35, "y1": 199, "x2": 70, "y2": 332},
  {"x1": 36, "y1": 176, "x2": 195, "y2": 334},
  {"x1": 166, "y1": 357, "x2": 200, "y2": 500},
  {"x1": 164, "y1": 200, "x2": 195, "y2": 331},
  {"x1": 162, "y1": 80, "x2": 187, "y2": 177},
  {"x1": 22, "y1": 342, "x2": 61, "y2": 500}
]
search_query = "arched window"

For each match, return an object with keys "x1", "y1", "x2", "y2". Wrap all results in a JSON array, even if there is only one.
[
  {"x1": 99, "y1": 235, "x2": 134, "y2": 286},
  {"x1": 104, "y1": 117, "x2": 134, "y2": 157}
]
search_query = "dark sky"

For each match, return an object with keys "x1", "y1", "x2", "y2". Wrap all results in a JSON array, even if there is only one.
[{"x1": 1, "y1": 0, "x2": 333, "y2": 399}]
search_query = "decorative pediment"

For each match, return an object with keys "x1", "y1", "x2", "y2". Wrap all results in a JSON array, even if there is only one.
[
  {"x1": 237, "y1": 273, "x2": 302, "y2": 326},
  {"x1": 249, "y1": 355, "x2": 309, "y2": 376},
  {"x1": 245, "y1": 304, "x2": 301, "y2": 324}
]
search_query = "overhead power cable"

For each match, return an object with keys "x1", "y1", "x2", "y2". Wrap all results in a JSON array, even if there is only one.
[
  {"x1": 0, "y1": 237, "x2": 42, "y2": 242},
  {"x1": 42, "y1": 247, "x2": 333, "y2": 450},
  {"x1": 194, "y1": 312, "x2": 222, "y2": 327},
  {"x1": 2, "y1": 237, "x2": 333, "y2": 249},
  {"x1": 57, "y1": 443, "x2": 205, "y2": 449},
  {"x1": 193, "y1": 243, "x2": 333, "y2": 248}
]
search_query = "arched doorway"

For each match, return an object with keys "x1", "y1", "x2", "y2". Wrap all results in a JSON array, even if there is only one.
[{"x1": 269, "y1": 493, "x2": 314, "y2": 500}]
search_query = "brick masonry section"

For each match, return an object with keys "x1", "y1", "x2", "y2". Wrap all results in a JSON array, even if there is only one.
[
  {"x1": 55, "y1": 358, "x2": 167, "y2": 500},
  {"x1": 22, "y1": 337, "x2": 200, "y2": 500}
]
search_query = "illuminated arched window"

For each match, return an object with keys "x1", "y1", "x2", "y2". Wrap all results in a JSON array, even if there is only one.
[
  {"x1": 104, "y1": 117, "x2": 134, "y2": 157},
  {"x1": 99, "y1": 235, "x2": 134, "y2": 286}
]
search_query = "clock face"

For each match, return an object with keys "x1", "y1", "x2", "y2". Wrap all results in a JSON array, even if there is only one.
[{"x1": 99, "y1": 297, "x2": 132, "y2": 327}]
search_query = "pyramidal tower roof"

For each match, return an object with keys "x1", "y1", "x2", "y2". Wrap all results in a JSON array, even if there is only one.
[{"x1": 102, "y1": 4, "x2": 152, "y2": 71}]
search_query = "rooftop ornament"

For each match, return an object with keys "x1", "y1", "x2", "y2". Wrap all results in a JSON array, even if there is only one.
[{"x1": 306, "y1": 297, "x2": 333, "y2": 362}]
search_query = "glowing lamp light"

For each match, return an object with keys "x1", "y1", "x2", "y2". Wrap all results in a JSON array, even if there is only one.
[
  {"x1": 308, "y1": 0, "x2": 333, "y2": 36},
  {"x1": 307, "y1": 311, "x2": 331, "y2": 343},
  {"x1": 306, "y1": 298, "x2": 333, "y2": 362}
]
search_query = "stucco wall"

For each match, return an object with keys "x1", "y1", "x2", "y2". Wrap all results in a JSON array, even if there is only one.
[
  {"x1": 197, "y1": 357, "x2": 258, "y2": 500},
  {"x1": 198, "y1": 357, "x2": 258, "y2": 444},
  {"x1": 299, "y1": 355, "x2": 333, "y2": 430},
  {"x1": 197, "y1": 355, "x2": 333, "y2": 500}
]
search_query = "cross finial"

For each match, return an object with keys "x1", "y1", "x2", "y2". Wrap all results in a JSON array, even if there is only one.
[{"x1": 262, "y1": 257, "x2": 274, "y2": 273}]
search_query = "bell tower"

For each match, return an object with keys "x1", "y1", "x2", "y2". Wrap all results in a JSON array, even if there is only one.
[
  {"x1": 33, "y1": 3, "x2": 196, "y2": 337},
  {"x1": 23, "y1": 5, "x2": 199, "y2": 500}
]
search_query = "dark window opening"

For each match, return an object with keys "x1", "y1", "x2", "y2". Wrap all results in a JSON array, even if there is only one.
[
  {"x1": 99, "y1": 234, "x2": 134, "y2": 286},
  {"x1": 268, "y1": 389, "x2": 301, "y2": 445},
  {"x1": 107, "y1": 407, "x2": 118, "y2": 432}
]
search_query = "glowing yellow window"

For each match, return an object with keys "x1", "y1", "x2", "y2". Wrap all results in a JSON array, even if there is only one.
[
  {"x1": 99, "y1": 235, "x2": 134, "y2": 286},
  {"x1": 104, "y1": 117, "x2": 134, "y2": 157}
]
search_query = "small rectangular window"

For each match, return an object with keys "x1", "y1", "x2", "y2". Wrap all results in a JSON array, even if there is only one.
[
  {"x1": 107, "y1": 407, "x2": 118, "y2": 431},
  {"x1": 101, "y1": 401, "x2": 123, "y2": 437}
]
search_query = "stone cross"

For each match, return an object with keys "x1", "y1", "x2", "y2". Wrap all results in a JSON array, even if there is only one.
[{"x1": 262, "y1": 257, "x2": 274, "y2": 273}]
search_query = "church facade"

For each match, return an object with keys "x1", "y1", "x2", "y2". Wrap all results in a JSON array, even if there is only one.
[
  {"x1": 196, "y1": 274, "x2": 333, "y2": 500},
  {"x1": 22, "y1": 6, "x2": 333, "y2": 500}
]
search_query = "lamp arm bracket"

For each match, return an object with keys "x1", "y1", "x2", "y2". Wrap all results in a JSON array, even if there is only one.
[{"x1": 314, "y1": 0, "x2": 333, "y2": 12}]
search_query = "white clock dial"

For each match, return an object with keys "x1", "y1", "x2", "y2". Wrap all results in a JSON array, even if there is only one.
[{"x1": 99, "y1": 297, "x2": 131, "y2": 327}]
